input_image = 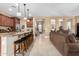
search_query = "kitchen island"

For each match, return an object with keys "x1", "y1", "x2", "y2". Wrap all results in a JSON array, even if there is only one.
[{"x1": 0, "y1": 32, "x2": 30, "y2": 56}]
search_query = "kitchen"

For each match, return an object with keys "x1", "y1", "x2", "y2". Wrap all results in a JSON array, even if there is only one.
[{"x1": 0, "y1": 3, "x2": 33, "y2": 56}]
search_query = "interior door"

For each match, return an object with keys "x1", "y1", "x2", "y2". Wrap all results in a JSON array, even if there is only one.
[{"x1": 76, "y1": 23, "x2": 79, "y2": 37}]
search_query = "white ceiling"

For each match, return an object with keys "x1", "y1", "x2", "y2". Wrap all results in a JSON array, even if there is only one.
[{"x1": 0, "y1": 3, "x2": 79, "y2": 19}]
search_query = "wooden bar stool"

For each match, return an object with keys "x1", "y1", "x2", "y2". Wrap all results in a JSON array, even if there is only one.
[
  {"x1": 14, "y1": 37, "x2": 27, "y2": 56},
  {"x1": 14, "y1": 39, "x2": 22, "y2": 56},
  {"x1": 20, "y1": 36, "x2": 27, "y2": 55},
  {"x1": 24, "y1": 36, "x2": 29, "y2": 52},
  {"x1": 26, "y1": 34, "x2": 31, "y2": 49},
  {"x1": 14, "y1": 33, "x2": 33, "y2": 56},
  {"x1": 29, "y1": 34, "x2": 33, "y2": 46},
  {"x1": 30, "y1": 34, "x2": 33, "y2": 44}
]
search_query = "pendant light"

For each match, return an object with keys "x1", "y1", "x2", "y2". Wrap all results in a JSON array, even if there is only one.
[
  {"x1": 27, "y1": 9, "x2": 29, "y2": 19},
  {"x1": 17, "y1": 3, "x2": 21, "y2": 16},
  {"x1": 26, "y1": 9, "x2": 30, "y2": 22},
  {"x1": 27, "y1": 8, "x2": 32, "y2": 19},
  {"x1": 23, "y1": 4, "x2": 27, "y2": 20}
]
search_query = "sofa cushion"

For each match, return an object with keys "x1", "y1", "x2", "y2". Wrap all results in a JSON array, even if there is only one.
[{"x1": 66, "y1": 34, "x2": 76, "y2": 43}]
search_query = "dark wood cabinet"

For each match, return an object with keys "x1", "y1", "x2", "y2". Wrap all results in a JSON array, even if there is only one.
[
  {"x1": 10, "y1": 18, "x2": 14, "y2": 27},
  {"x1": 0, "y1": 14, "x2": 20, "y2": 27},
  {"x1": 0, "y1": 14, "x2": 8, "y2": 26},
  {"x1": 11, "y1": 17, "x2": 20, "y2": 31},
  {"x1": 6, "y1": 17, "x2": 9, "y2": 26},
  {"x1": 12, "y1": 17, "x2": 20, "y2": 24},
  {"x1": 2, "y1": 15, "x2": 7, "y2": 26},
  {"x1": 15, "y1": 18, "x2": 20, "y2": 24},
  {"x1": 0, "y1": 14, "x2": 20, "y2": 32},
  {"x1": 27, "y1": 19, "x2": 33, "y2": 27},
  {"x1": 0, "y1": 15, "x2": 2, "y2": 25},
  {"x1": 8, "y1": 18, "x2": 14, "y2": 27}
]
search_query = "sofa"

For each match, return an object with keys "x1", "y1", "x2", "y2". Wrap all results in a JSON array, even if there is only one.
[{"x1": 50, "y1": 31, "x2": 79, "y2": 56}]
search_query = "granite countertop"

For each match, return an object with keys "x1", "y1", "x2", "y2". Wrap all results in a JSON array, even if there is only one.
[{"x1": 0, "y1": 31, "x2": 29, "y2": 36}]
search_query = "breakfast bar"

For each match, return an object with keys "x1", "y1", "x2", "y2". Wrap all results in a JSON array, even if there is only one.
[{"x1": 0, "y1": 32, "x2": 33, "y2": 56}]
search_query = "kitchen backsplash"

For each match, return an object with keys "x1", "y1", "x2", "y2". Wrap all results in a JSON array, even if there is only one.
[{"x1": 0, "y1": 26, "x2": 12, "y2": 32}]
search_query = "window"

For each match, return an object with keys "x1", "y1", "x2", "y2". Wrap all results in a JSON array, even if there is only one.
[
  {"x1": 67, "y1": 19, "x2": 72, "y2": 31},
  {"x1": 59, "y1": 19, "x2": 63, "y2": 28},
  {"x1": 51, "y1": 19, "x2": 56, "y2": 31}
]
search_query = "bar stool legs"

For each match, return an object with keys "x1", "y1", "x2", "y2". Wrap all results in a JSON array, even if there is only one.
[
  {"x1": 14, "y1": 44, "x2": 16, "y2": 56},
  {"x1": 20, "y1": 41, "x2": 27, "y2": 56},
  {"x1": 14, "y1": 43, "x2": 21, "y2": 56},
  {"x1": 21, "y1": 43, "x2": 24, "y2": 56}
]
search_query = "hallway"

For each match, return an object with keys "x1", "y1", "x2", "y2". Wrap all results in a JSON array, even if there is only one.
[{"x1": 28, "y1": 34, "x2": 62, "y2": 56}]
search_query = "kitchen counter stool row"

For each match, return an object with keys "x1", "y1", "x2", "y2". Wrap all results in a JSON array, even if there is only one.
[{"x1": 14, "y1": 33, "x2": 33, "y2": 56}]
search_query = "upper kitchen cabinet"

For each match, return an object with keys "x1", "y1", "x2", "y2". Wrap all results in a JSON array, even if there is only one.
[
  {"x1": 6, "y1": 17, "x2": 10, "y2": 26},
  {"x1": 12, "y1": 17, "x2": 20, "y2": 24},
  {"x1": 0, "y1": 14, "x2": 14, "y2": 27},
  {"x1": 27, "y1": 18, "x2": 33, "y2": 27},
  {"x1": 8, "y1": 18, "x2": 14, "y2": 27},
  {"x1": 0, "y1": 14, "x2": 2, "y2": 25},
  {"x1": 11, "y1": 17, "x2": 20, "y2": 31},
  {"x1": 15, "y1": 18, "x2": 20, "y2": 24},
  {"x1": 10, "y1": 18, "x2": 14, "y2": 27},
  {"x1": 0, "y1": 14, "x2": 21, "y2": 31},
  {"x1": 0, "y1": 14, "x2": 7, "y2": 26}
]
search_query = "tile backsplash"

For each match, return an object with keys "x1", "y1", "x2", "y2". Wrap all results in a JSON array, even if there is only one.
[{"x1": 0, "y1": 26, "x2": 11, "y2": 32}]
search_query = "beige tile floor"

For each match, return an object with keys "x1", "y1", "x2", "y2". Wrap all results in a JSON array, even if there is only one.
[{"x1": 26, "y1": 34, "x2": 62, "y2": 56}]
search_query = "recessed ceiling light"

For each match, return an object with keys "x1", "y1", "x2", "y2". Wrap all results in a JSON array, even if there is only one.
[
  {"x1": 9, "y1": 8, "x2": 12, "y2": 11},
  {"x1": 15, "y1": 3, "x2": 18, "y2": 7}
]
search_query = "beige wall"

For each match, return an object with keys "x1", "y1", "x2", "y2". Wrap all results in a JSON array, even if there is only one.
[
  {"x1": 33, "y1": 17, "x2": 36, "y2": 39},
  {"x1": 71, "y1": 16, "x2": 76, "y2": 34},
  {"x1": 43, "y1": 17, "x2": 51, "y2": 35},
  {"x1": 63, "y1": 16, "x2": 68, "y2": 30},
  {"x1": 20, "y1": 19, "x2": 27, "y2": 32},
  {"x1": 55, "y1": 17, "x2": 63, "y2": 31}
]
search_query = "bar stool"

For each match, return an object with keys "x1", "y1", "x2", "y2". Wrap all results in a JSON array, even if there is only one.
[
  {"x1": 14, "y1": 39, "x2": 22, "y2": 56},
  {"x1": 26, "y1": 34, "x2": 31, "y2": 49},
  {"x1": 14, "y1": 37, "x2": 27, "y2": 56},
  {"x1": 30, "y1": 34, "x2": 33, "y2": 44},
  {"x1": 21, "y1": 36, "x2": 27, "y2": 55},
  {"x1": 14, "y1": 33, "x2": 33, "y2": 56},
  {"x1": 24, "y1": 36, "x2": 29, "y2": 51},
  {"x1": 29, "y1": 34, "x2": 33, "y2": 46}
]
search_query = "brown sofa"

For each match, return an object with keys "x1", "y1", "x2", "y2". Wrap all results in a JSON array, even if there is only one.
[{"x1": 50, "y1": 31, "x2": 79, "y2": 56}]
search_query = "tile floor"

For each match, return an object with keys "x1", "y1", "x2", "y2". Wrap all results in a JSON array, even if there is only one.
[{"x1": 25, "y1": 33, "x2": 62, "y2": 56}]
